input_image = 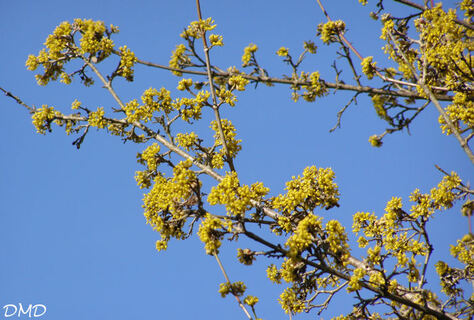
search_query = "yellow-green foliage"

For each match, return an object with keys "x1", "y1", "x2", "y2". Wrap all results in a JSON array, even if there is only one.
[
  {"x1": 242, "y1": 43, "x2": 258, "y2": 66},
  {"x1": 21, "y1": 5, "x2": 473, "y2": 319},
  {"x1": 26, "y1": 19, "x2": 120, "y2": 86},
  {"x1": 207, "y1": 172, "x2": 269, "y2": 216},
  {"x1": 198, "y1": 213, "x2": 225, "y2": 254},
  {"x1": 273, "y1": 166, "x2": 339, "y2": 213},
  {"x1": 361, "y1": 56, "x2": 377, "y2": 80},
  {"x1": 317, "y1": 20, "x2": 346, "y2": 44}
]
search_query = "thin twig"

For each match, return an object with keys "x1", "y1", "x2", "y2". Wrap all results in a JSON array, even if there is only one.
[
  {"x1": 131, "y1": 55, "x2": 454, "y2": 101},
  {"x1": 0, "y1": 86, "x2": 35, "y2": 112},
  {"x1": 213, "y1": 252, "x2": 253, "y2": 320},
  {"x1": 196, "y1": 0, "x2": 236, "y2": 172}
]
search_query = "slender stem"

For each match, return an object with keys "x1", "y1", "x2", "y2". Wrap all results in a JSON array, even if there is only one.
[
  {"x1": 0, "y1": 86, "x2": 34, "y2": 112},
  {"x1": 82, "y1": 58, "x2": 125, "y2": 109},
  {"x1": 195, "y1": 0, "x2": 236, "y2": 172},
  {"x1": 133, "y1": 55, "x2": 454, "y2": 101},
  {"x1": 213, "y1": 252, "x2": 253, "y2": 320}
]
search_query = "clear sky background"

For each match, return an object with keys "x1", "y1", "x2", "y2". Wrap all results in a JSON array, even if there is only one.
[{"x1": 0, "y1": 1, "x2": 471, "y2": 319}]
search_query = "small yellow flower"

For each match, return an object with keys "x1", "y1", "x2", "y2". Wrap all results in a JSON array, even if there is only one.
[{"x1": 276, "y1": 47, "x2": 289, "y2": 57}]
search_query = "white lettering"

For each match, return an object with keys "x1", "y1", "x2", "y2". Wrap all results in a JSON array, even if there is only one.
[
  {"x1": 3, "y1": 304, "x2": 17, "y2": 317},
  {"x1": 32, "y1": 304, "x2": 46, "y2": 317},
  {"x1": 18, "y1": 303, "x2": 32, "y2": 317}
]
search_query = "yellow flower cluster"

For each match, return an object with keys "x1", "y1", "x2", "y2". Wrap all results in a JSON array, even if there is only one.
[
  {"x1": 435, "y1": 260, "x2": 448, "y2": 276},
  {"x1": 169, "y1": 44, "x2": 190, "y2": 76},
  {"x1": 177, "y1": 78, "x2": 193, "y2": 91},
  {"x1": 367, "y1": 245, "x2": 382, "y2": 265},
  {"x1": 450, "y1": 233, "x2": 473, "y2": 265},
  {"x1": 155, "y1": 240, "x2": 168, "y2": 251},
  {"x1": 274, "y1": 216, "x2": 292, "y2": 234},
  {"x1": 209, "y1": 34, "x2": 224, "y2": 47},
  {"x1": 242, "y1": 43, "x2": 258, "y2": 66},
  {"x1": 71, "y1": 99, "x2": 81, "y2": 110},
  {"x1": 60, "y1": 72, "x2": 72, "y2": 84},
  {"x1": 26, "y1": 24, "x2": 71, "y2": 85},
  {"x1": 300, "y1": 71, "x2": 328, "y2": 102},
  {"x1": 368, "y1": 270, "x2": 385, "y2": 287},
  {"x1": 88, "y1": 107, "x2": 106, "y2": 129},
  {"x1": 415, "y1": 5, "x2": 472, "y2": 89},
  {"x1": 210, "y1": 119, "x2": 242, "y2": 160},
  {"x1": 460, "y1": 0, "x2": 473, "y2": 16},
  {"x1": 276, "y1": 47, "x2": 289, "y2": 57},
  {"x1": 26, "y1": 21, "x2": 72, "y2": 85},
  {"x1": 303, "y1": 41, "x2": 317, "y2": 54},
  {"x1": 361, "y1": 56, "x2": 377, "y2": 80},
  {"x1": 371, "y1": 95, "x2": 390, "y2": 121},
  {"x1": 180, "y1": 17, "x2": 217, "y2": 40},
  {"x1": 207, "y1": 171, "x2": 269, "y2": 216},
  {"x1": 123, "y1": 87, "x2": 172, "y2": 123},
  {"x1": 216, "y1": 87, "x2": 237, "y2": 106},
  {"x1": 409, "y1": 172, "x2": 461, "y2": 218},
  {"x1": 135, "y1": 170, "x2": 152, "y2": 189},
  {"x1": 26, "y1": 19, "x2": 119, "y2": 86},
  {"x1": 352, "y1": 173, "x2": 464, "y2": 289},
  {"x1": 197, "y1": 213, "x2": 225, "y2": 254},
  {"x1": 32, "y1": 105, "x2": 63, "y2": 134},
  {"x1": 142, "y1": 160, "x2": 198, "y2": 245},
  {"x1": 280, "y1": 258, "x2": 302, "y2": 283},
  {"x1": 74, "y1": 19, "x2": 115, "y2": 56},
  {"x1": 348, "y1": 267, "x2": 366, "y2": 292},
  {"x1": 176, "y1": 90, "x2": 210, "y2": 122},
  {"x1": 44, "y1": 21, "x2": 73, "y2": 59},
  {"x1": 317, "y1": 20, "x2": 346, "y2": 44},
  {"x1": 278, "y1": 287, "x2": 306, "y2": 315},
  {"x1": 325, "y1": 220, "x2": 350, "y2": 264},
  {"x1": 176, "y1": 132, "x2": 198, "y2": 151},
  {"x1": 358, "y1": 0, "x2": 368, "y2": 5},
  {"x1": 266, "y1": 264, "x2": 282, "y2": 284},
  {"x1": 352, "y1": 211, "x2": 377, "y2": 235},
  {"x1": 439, "y1": 92, "x2": 474, "y2": 136},
  {"x1": 142, "y1": 87, "x2": 173, "y2": 114},
  {"x1": 368, "y1": 134, "x2": 383, "y2": 147},
  {"x1": 117, "y1": 45, "x2": 137, "y2": 81},
  {"x1": 140, "y1": 143, "x2": 161, "y2": 172},
  {"x1": 379, "y1": 17, "x2": 417, "y2": 80},
  {"x1": 285, "y1": 214, "x2": 322, "y2": 257},
  {"x1": 218, "y1": 281, "x2": 246, "y2": 298},
  {"x1": 243, "y1": 295, "x2": 259, "y2": 307},
  {"x1": 227, "y1": 75, "x2": 249, "y2": 91},
  {"x1": 435, "y1": 261, "x2": 459, "y2": 295},
  {"x1": 237, "y1": 248, "x2": 256, "y2": 265},
  {"x1": 273, "y1": 166, "x2": 340, "y2": 214}
]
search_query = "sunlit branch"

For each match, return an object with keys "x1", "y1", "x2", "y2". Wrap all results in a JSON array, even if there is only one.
[
  {"x1": 3, "y1": 85, "x2": 461, "y2": 320},
  {"x1": 314, "y1": 0, "x2": 442, "y2": 91},
  {"x1": 0, "y1": 86, "x2": 34, "y2": 112},
  {"x1": 393, "y1": 0, "x2": 474, "y2": 31},
  {"x1": 386, "y1": 31, "x2": 474, "y2": 164},
  {"x1": 244, "y1": 229, "x2": 461, "y2": 320},
  {"x1": 131, "y1": 55, "x2": 454, "y2": 101},
  {"x1": 196, "y1": 0, "x2": 236, "y2": 172},
  {"x1": 213, "y1": 252, "x2": 254, "y2": 320}
]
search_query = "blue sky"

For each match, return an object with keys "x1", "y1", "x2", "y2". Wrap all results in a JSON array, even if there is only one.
[{"x1": 0, "y1": 1, "x2": 471, "y2": 319}]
